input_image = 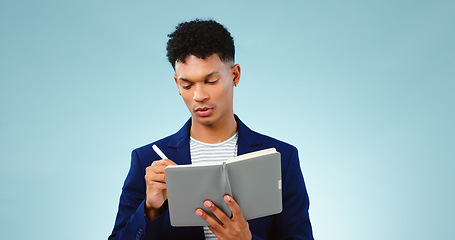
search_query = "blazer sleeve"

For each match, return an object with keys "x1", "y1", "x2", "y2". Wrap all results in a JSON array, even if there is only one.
[
  {"x1": 272, "y1": 146, "x2": 314, "y2": 240},
  {"x1": 108, "y1": 150, "x2": 166, "y2": 240}
]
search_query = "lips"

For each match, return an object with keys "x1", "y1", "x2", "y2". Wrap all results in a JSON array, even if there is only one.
[{"x1": 195, "y1": 107, "x2": 213, "y2": 117}]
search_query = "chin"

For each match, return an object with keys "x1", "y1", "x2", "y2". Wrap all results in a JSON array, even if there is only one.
[
  {"x1": 193, "y1": 115, "x2": 216, "y2": 126},
  {"x1": 200, "y1": 117, "x2": 216, "y2": 126}
]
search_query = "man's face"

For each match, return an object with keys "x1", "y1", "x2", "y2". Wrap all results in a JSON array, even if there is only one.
[{"x1": 174, "y1": 54, "x2": 240, "y2": 128}]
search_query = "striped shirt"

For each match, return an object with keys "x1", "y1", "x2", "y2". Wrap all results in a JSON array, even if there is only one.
[{"x1": 190, "y1": 132, "x2": 239, "y2": 240}]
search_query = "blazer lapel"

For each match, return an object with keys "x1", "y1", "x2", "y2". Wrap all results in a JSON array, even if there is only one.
[
  {"x1": 235, "y1": 115, "x2": 263, "y2": 155},
  {"x1": 164, "y1": 118, "x2": 192, "y2": 165}
]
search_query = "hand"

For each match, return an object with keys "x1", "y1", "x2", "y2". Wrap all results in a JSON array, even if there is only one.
[
  {"x1": 196, "y1": 195, "x2": 252, "y2": 240},
  {"x1": 144, "y1": 159, "x2": 177, "y2": 221}
]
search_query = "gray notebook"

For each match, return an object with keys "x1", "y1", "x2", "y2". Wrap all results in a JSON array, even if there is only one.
[{"x1": 165, "y1": 148, "x2": 282, "y2": 227}]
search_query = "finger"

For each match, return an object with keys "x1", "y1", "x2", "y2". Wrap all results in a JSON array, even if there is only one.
[
  {"x1": 148, "y1": 182, "x2": 167, "y2": 191},
  {"x1": 203, "y1": 200, "x2": 232, "y2": 225},
  {"x1": 196, "y1": 208, "x2": 224, "y2": 231},
  {"x1": 151, "y1": 159, "x2": 177, "y2": 167},
  {"x1": 145, "y1": 168, "x2": 166, "y2": 182},
  {"x1": 146, "y1": 165, "x2": 167, "y2": 174},
  {"x1": 224, "y1": 195, "x2": 245, "y2": 220},
  {"x1": 145, "y1": 165, "x2": 166, "y2": 176},
  {"x1": 144, "y1": 174, "x2": 167, "y2": 188},
  {"x1": 165, "y1": 159, "x2": 178, "y2": 166},
  {"x1": 146, "y1": 172, "x2": 166, "y2": 183}
]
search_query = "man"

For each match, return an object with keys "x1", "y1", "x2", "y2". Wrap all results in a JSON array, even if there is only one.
[{"x1": 109, "y1": 19, "x2": 313, "y2": 240}]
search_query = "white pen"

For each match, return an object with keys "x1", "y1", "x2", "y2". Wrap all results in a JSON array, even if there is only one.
[{"x1": 152, "y1": 144, "x2": 168, "y2": 159}]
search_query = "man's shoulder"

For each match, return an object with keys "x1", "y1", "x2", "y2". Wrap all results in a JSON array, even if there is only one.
[
  {"x1": 237, "y1": 115, "x2": 297, "y2": 152},
  {"x1": 132, "y1": 133, "x2": 176, "y2": 155},
  {"x1": 132, "y1": 118, "x2": 190, "y2": 156}
]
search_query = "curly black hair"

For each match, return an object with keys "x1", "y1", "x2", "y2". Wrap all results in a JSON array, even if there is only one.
[{"x1": 166, "y1": 19, "x2": 235, "y2": 68}]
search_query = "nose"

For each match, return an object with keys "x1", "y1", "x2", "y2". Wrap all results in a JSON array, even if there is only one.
[{"x1": 193, "y1": 84, "x2": 209, "y2": 102}]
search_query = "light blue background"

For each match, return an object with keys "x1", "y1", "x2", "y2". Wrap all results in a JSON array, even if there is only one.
[{"x1": 1, "y1": 1, "x2": 454, "y2": 239}]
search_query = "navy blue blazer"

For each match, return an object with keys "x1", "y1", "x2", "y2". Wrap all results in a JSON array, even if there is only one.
[{"x1": 109, "y1": 116, "x2": 313, "y2": 240}]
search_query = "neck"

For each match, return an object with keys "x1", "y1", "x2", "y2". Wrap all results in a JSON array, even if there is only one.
[{"x1": 190, "y1": 114, "x2": 237, "y2": 144}]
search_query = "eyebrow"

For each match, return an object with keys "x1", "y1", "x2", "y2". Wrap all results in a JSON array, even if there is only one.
[{"x1": 179, "y1": 72, "x2": 219, "y2": 82}]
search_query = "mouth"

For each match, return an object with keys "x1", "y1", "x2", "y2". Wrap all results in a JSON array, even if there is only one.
[{"x1": 195, "y1": 107, "x2": 213, "y2": 117}]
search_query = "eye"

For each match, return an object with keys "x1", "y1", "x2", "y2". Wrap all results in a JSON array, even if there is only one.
[
  {"x1": 181, "y1": 84, "x2": 193, "y2": 90},
  {"x1": 206, "y1": 79, "x2": 219, "y2": 85},
  {"x1": 180, "y1": 80, "x2": 193, "y2": 89}
]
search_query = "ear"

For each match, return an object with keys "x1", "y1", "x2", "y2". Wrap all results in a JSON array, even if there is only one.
[
  {"x1": 231, "y1": 64, "x2": 241, "y2": 87},
  {"x1": 174, "y1": 74, "x2": 181, "y2": 94}
]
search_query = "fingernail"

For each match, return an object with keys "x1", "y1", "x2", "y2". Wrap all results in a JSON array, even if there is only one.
[
  {"x1": 225, "y1": 195, "x2": 232, "y2": 202},
  {"x1": 204, "y1": 201, "x2": 212, "y2": 208},
  {"x1": 196, "y1": 209, "x2": 203, "y2": 216}
]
